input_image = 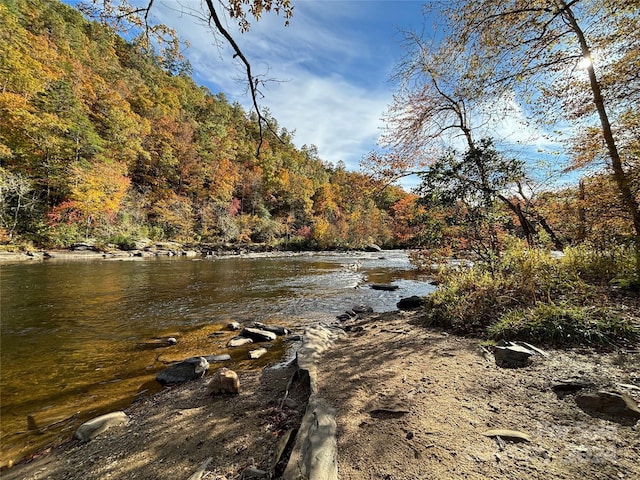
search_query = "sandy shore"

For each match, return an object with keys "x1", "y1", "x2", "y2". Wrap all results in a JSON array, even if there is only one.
[{"x1": 4, "y1": 309, "x2": 640, "y2": 479}]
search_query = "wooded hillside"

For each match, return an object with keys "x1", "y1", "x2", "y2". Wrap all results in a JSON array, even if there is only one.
[{"x1": 0, "y1": 0, "x2": 416, "y2": 250}]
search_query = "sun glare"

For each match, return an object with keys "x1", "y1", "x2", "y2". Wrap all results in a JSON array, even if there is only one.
[{"x1": 578, "y1": 55, "x2": 592, "y2": 69}]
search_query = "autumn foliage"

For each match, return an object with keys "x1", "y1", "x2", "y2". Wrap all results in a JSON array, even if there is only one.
[{"x1": 0, "y1": 0, "x2": 421, "y2": 249}]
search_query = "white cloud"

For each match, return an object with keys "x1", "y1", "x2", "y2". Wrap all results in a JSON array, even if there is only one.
[{"x1": 150, "y1": 0, "x2": 394, "y2": 169}]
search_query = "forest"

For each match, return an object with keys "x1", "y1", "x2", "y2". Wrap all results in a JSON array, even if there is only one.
[
  {"x1": 0, "y1": 0, "x2": 638, "y2": 266},
  {"x1": 0, "y1": 0, "x2": 414, "y2": 250}
]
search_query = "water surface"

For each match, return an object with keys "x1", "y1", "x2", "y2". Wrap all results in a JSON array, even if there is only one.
[{"x1": 0, "y1": 251, "x2": 433, "y2": 466}]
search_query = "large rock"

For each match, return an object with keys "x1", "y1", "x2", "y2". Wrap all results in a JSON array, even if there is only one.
[
  {"x1": 156, "y1": 356, "x2": 209, "y2": 385},
  {"x1": 396, "y1": 296, "x2": 425, "y2": 310},
  {"x1": 75, "y1": 411, "x2": 129, "y2": 441},
  {"x1": 364, "y1": 243, "x2": 382, "y2": 252},
  {"x1": 207, "y1": 367, "x2": 240, "y2": 395},
  {"x1": 241, "y1": 327, "x2": 277, "y2": 342},
  {"x1": 576, "y1": 391, "x2": 640, "y2": 419}
]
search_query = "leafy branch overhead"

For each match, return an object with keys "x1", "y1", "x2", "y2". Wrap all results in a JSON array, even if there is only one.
[{"x1": 78, "y1": 0, "x2": 293, "y2": 156}]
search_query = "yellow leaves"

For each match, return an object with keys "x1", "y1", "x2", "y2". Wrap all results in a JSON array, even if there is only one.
[{"x1": 70, "y1": 161, "x2": 130, "y2": 222}]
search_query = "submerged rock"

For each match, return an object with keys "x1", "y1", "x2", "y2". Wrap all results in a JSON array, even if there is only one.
[{"x1": 370, "y1": 283, "x2": 399, "y2": 291}]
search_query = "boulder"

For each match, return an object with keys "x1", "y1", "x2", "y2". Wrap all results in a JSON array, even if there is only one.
[
  {"x1": 207, "y1": 367, "x2": 240, "y2": 395},
  {"x1": 227, "y1": 336, "x2": 253, "y2": 347},
  {"x1": 156, "y1": 356, "x2": 209, "y2": 385},
  {"x1": 364, "y1": 243, "x2": 382, "y2": 252},
  {"x1": 396, "y1": 296, "x2": 425, "y2": 310},
  {"x1": 370, "y1": 283, "x2": 399, "y2": 291},
  {"x1": 241, "y1": 327, "x2": 277, "y2": 342},
  {"x1": 576, "y1": 391, "x2": 640, "y2": 419},
  {"x1": 226, "y1": 321, "x2": 242, "y2": 331},
  {"x1": 253, "y1": 322, "x2": 290, "y2": 336},
  {"x1": 75, "y1": 411, "x2": 129, "y2": 441},
  {"x1": 493, "y1": 344, "x2": 534, "y2": 368}
]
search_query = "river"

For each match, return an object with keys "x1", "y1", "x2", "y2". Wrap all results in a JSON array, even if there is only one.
[{"x1": 0, "y1": 250, "x2": 433, "y2": 467}]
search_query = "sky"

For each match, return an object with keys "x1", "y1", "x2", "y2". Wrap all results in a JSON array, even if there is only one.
[
  {"x1": 144, "y1": 0, "x2": 429, "y2": 173},
  {"x1": 67, "y1": 0, "x2": 569, "y2": 188}
]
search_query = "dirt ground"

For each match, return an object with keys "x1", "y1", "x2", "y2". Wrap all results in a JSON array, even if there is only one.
[{"x1": 4, "y1": 310, "x2": 640, "y2": 480}]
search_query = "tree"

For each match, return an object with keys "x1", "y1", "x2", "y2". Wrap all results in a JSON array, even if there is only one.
[
  {"x1": 78, "y1": 0, "x2": 293, "y2": 156},
  {"x1": 429, "y1": 0, "x2": 640, "y2": 251}
]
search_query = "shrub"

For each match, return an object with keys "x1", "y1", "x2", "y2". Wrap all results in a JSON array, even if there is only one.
[{"x1": 487, "y1": 302, "x2": 638, "y2": 347}]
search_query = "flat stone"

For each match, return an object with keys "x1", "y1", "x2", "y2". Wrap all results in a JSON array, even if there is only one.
[
  {"x1": 576, "y1": 391, "x2": 640, "y2": 418},
  {"x1": 75, "y1": 411, "x2": 129, "y2": 441},
  {"x1": 204, "y1": 354, "x2": 232, "y2": 362},
  {"x1": 227, "y1": 336, "x2": 253, "y2": 347},
  {"x1": 241, "y1": 327, "x2": 277, "y2": 342},
  {"x1": 493, "y1": 345, "x2": 534, "y2": 368},
  {"x1": 482, "y1": 429, "x2": 531, "y2": 442},
  {"x1": 226, "y1": 321, "x2": 242, "y2": 331},
  {"x1": 248, "y1": 347, "x2": 268, "y2": 359},
  {"x1": 156, "y1": 357, "x2": 209, "y2": 385},
  {"x1": 252, "y1": 322, "x2": 290, "y2": 336}
]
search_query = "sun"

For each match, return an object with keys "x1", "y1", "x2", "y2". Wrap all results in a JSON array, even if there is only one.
[{"x1": 578, "y1": 55, "x2": 592, "y2": 70}]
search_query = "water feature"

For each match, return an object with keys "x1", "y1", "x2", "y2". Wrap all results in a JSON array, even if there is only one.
[{"x1": 0, "y1": 250, "x2": 434, "y2": 467}]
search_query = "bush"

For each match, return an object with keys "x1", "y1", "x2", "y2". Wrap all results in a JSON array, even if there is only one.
[{"x1": 487, "y1": 302, "x2": 638, "y2": 347}]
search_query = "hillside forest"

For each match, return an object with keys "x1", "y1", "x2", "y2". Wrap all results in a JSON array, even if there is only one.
[{"x1": 0, "y1": 0, "x2": 638, "y2": 260}]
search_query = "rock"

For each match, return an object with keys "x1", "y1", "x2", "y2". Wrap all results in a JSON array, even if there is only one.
[
  {"x1": 370, "y1": 283, "x2": 399, "y2": 291},
  {"x1": 248, "y1": 347, "x2": 268, "y2": 359},
  {"x1": 252, "y1": 322, "x2": 290, "y2": 336},
  {"x1": 204, "y1": 354, "x2": 232, "y2": 362},
  {"x1": 183, "y1": 250, "x2": 198, "y2": 257},
  {"x1": 156, "y1": 357, "x2": 209, "y2": 385},
  {"x1": 352, "y1": 304, "x2": 373, "y2": 314},
  {"x1": 493, "y1": 344, "x2": 534, "y2": 368},
  {"x1": 575, "y1": 391, "x2": 640, "y2": 419},
  {"x1": 364, "y1": 243, "x2": 382, "y2": 252},
  {"x1": 135, "y1": 337, "x2": 177, "y2": 349},
  {"x1": 481, "y1": 429, "x2": 532, "y2": 442},
  {"x1": 207, "y1": 367, "x2": 240, "y2": 395},
  {"x1": 75, "y1": 411, "x2": 129, "y2": 441},
  {"x1": 396, "y1": 296, "x2": 425, "y2": 310},
  {"x1": 227, "y1": 336, "x2": 253, "y2": 347},
  {"x1": 284, "y1": 334, "x2": 303, "y2": 342},
  {"x1": 241, "y1": 327, "x2": 277, "y2": 342},
  {"x1": 551, "y1": 379, "x2": 595, "y2": 393},
  {"x1": 336, "y1": 314, "x2": 351, "y2": 322},
  {"x1": 226, "y1": 321, "x2": 242, "y2": 331},
  {"x1": 345, "y1": 309, "x2": 357, "y2": 317}
]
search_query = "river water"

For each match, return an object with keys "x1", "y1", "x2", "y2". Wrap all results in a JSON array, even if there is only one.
[{"x1": 0, "y1": 250, "x2": 433, "y2": 467}]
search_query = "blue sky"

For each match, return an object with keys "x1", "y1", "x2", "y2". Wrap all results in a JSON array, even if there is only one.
[
  {"x1": 67, "y1": 0, "x2": 569, "y2": 188},
  {"x1": 146, "y1": 0, "x2": 428, "y2": 171}
]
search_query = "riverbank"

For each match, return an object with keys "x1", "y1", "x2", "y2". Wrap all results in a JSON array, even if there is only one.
[
  {"x1": 0, "y1": 241, "x2": 386, "y2": 263},
  {"x1": 5, "y1": 308, "x2": 639, "y2": 480}
]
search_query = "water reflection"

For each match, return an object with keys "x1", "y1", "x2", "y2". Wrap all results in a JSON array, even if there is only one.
[{"x1": 0, "y1": 250, "x2": 433, "y2": 467}]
